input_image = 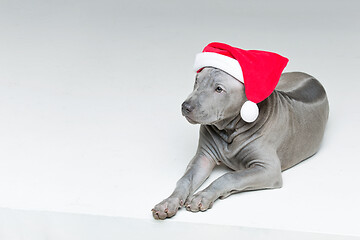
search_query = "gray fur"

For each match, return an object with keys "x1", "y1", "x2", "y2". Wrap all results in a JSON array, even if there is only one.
[{"x1": 152, "y1": 68, "x2": 329, "y2": 220}]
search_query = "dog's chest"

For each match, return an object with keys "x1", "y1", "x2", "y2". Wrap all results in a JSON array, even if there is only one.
[{"x1": 202, "y1": 125, "x2": 261, "y2": 170}]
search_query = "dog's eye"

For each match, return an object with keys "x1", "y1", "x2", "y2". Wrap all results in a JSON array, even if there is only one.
[{"x1": 215, "y1": 86, "x2": 223, "y2": 93}]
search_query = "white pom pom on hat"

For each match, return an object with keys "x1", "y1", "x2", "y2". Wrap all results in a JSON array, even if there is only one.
[
  {"x1": 240, "y1": 101, "x2": 259, "y2": 123},
  {"x1": 193, "y1": 42, "x2": 289, "y2": 123}
]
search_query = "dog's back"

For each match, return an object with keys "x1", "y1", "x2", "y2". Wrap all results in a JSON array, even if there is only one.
[
  {"x1": 276, "y1": 72, "x2": 328, "y2": 104},
  {"x1": 274, "y1": 72, "x2": 329, "y2": 170}
]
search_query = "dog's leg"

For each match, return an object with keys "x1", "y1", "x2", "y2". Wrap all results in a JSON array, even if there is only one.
[
  {"x1": 152, "y1": 154, "x2": 215, "y2": 219},
  {"x1": 186, "y1": 158, "x2": 282, "y2": 212}
]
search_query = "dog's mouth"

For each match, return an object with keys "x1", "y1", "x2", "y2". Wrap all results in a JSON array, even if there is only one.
[
  {"x1": 184, "y1": 114, "x2": 220, "y2": 125},
  {"x1": 184, "y1": 116, "x2": 198, "y2": 124}
]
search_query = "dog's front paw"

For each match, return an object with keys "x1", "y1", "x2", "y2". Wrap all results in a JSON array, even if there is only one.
[
  {"x1": 185, "y1": 191, "x2": 218, "y2": 212},
  {"x1": 152, "y1": 197, "x2": 184, "y2": 220}
]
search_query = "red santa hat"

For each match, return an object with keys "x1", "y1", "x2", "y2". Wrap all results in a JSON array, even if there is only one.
[{"x1": 193, "y1": 42, "x2": 289, "y2": 123}]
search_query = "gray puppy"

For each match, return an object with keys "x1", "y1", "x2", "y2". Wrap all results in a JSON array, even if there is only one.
[{"x1": 152, "y1": 68, "x2": 329, "y2": 220}]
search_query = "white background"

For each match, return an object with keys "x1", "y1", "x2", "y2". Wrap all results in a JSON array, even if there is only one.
[{"x1": 0, "y1": 0, "x2": 359, "y2": 238}]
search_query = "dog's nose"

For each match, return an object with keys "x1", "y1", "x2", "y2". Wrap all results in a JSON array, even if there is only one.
[{"x1": 182, "y1": 102, "x2": 194, "y2": 115}]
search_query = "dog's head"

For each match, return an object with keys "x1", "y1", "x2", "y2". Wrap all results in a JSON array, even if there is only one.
[{"x1": 182, "y1": 67, "x2": 247, "y2": 125}]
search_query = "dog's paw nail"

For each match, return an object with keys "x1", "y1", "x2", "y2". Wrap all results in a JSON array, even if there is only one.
[
  {"x1": 198, "y1": 202, "x2": 202, "y2": 208},
  {"x1": 164, "y1": 208, "x2": 168, "y2": 213}
]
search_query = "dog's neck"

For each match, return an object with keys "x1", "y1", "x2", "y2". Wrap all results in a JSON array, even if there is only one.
[
  {"x1": 210, "y1": 91, "x2": 279, "y2": 143},
  {"x1": 212, "y1": 113, "x2": 243, "y2": 132}
]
